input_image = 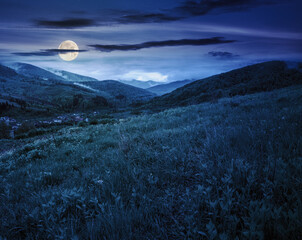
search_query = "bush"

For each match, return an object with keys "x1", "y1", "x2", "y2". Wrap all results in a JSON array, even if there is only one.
[
  {"x1": 131, "y1": 109, "x2": 142, "y2": 115},
  {"x1": 0, "y1": 121, "x2": 10, "y2": 138},
  {"x1": 78, "y1": 121, "x2": 87, "y2": 127},
  {"x1": 89, "y1": 119, "x2": 98, "y2": 125},
  {"x1": 99, "y1": 118, "x2": 117, "y2": 124},
  {"x1": 15, "y1": 121, "x2": 36, "y2": 137}
]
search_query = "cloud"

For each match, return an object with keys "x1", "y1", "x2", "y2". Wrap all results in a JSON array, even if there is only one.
[
  {"x1": 208, "y1": 51, "x2": 239, "y2": 58},
  {"x1": 31, "y1": 1, "x2": 282, "y2": 27},
  {"x1": 13, "y1": 49, "x2": 87, "y2": 57},
  {"x1": 89, "y1": 37, "x2": 236, "y2": 52},
  {"x1": 35, "y1": 18, "x2": 96, "y2": 28},
  {"x1": 111, "y1": 0, "x2": 281, "y2": 24},
  {"x1": 120, "y1": 71, "x2": 168, "y2": 82},
  {"x1": 175, "y1": 0, "x2": 278, "y2": 16},
  {"x1": 117, "y1": 13, "x2": 183, "y2": 24}
]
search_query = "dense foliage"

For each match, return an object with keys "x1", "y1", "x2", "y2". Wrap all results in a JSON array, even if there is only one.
[{"x1": 0, "y1": 85, "x2": 301, "y2": 239}]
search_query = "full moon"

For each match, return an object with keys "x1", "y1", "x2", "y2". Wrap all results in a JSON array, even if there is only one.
[{"x1": 58, "y1": 40, "x2": 79, "y2": 61}]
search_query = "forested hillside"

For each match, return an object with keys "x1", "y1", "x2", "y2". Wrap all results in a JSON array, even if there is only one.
[{"x1": 149, "y1": 61, "x2": 302, "y2": 108}]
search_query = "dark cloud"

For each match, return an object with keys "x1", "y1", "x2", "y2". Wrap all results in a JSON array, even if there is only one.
[
  {"x1": 13, "y1": 49, "x2": 87, "y2": 57},
  {"x1": 117, "y1": 13, "x2": 183, "y2": 24},
  {"x1": 31, "y1": 1, "x2": 282, "y2": 27},
  {"x1": 35, "y1": 18, "x2": 96, "y2": 28},
  {"x1": 89, "y1": 37, "x2": 236, "y2": 52},
  {"x1": 113, "y1": 0, "x2": 281, "y2": 24},
  {"x1": 175, "y1": 0, "x2": 278, "y2": 16},
  {"x1": 208, "y1": 51, "x2": 239, "y2": 58}
]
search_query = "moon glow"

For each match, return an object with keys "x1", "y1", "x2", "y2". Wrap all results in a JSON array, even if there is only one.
[{"x1": 58, "y1": 40, "x2": 79, "y2": 61}]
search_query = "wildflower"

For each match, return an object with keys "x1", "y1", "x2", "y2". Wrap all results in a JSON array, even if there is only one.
[{"x1": 96, "y1": 179, "x2": 103, "y2": 185}]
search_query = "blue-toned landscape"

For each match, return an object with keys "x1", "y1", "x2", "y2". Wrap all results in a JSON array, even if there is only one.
[{"x1": 0, "y1": 0, "x2": 301, "y2": 239}]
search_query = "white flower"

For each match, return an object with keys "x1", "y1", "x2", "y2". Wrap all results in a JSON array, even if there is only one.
[{"x1": 96, "y1": 179, "x2": 103, "y2": 185}]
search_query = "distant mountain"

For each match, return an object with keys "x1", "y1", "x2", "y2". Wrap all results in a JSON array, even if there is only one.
[
  {"x1": 9, "y1": 63, "x2": 65, "y2": 82},
  {"x1": 47, "y1": 70, "x2": 155, "y2": 102},
  {"x1": 147, "y1": 79, "x2": 195, "y2": 95},
  {"x1": 148, "y1": 61, "x2": 302, "y2": 108},
  {"x1": 117, "y1": 80, "x2": 162, "y2": 89},
  {"x1": 81, "y1": 81, "x2": 156, "y2": 105},
  {"x1": 49, "y1": 70, "x2": 162, "y2": 90},
  {"x1": 0, "y1": 64, "x2": 156, "y2": 115},
  {"x1": 0, "y1": 64, "x2": 18, "y2": 78},
  {"x1": 48, "y1": 69, "x2": 100, "y2": 82},
  {"x1": 0, "y1": 64, "x2": 104, "y2": 113},
  {"x1": 48, "y1": 69, "x2": 156, "y2": 104}
]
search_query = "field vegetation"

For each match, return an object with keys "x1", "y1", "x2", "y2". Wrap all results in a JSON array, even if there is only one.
[{"x1": 0, "y1": 85, "x2": 301, "y2": 239}]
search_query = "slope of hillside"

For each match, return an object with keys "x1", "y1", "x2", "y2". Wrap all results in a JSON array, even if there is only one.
[
  {"x1": 149, "y1": 61, "x2": 302, "y2": 108},
  {"x1": 147, "y1": 79, "x2": 194, "y2": 95},
  {"x1": 0, "y1": 63, "x2": 157, "y2": 117},
  {"x1": 0, "y1": 64, "x2": 108, "y2": 114},
  {"x1": 48, "y1": 69, "x2": 156, "y2": 104},
  {"x1": 1, "y1": 85, "x2": 301, "y2": 239},
  {"x1": 0, "y1": 64, "x2": 18, "y2": 78},
  {"x1": 118, "y1": 79, "x2": 162, "y2": 89},
  {"x1": 48, "y1": 69, "x2": 101, "y2": 82},
  {"x1": 82, "y1": 80, "x2": 156, "y2": 104},
  {"x1": 10, "y1": 63, "x2": 65, "y2": 81}
]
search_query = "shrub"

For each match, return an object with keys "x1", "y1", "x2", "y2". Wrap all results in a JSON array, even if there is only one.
[
  {"x1": 0, "y1": 121, "x2": 10, "y2": 138},
  {"x1": 89, "y1": 119, "x2": 98, "y2": 125},
  {"x1": 15, "y1": 121, "x2": 36, "y2": 135}
]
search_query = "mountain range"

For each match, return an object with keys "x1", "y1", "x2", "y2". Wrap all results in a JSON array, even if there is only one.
[
  {"x1": 117, "y1": 80, "x2": 162, "y2": 89},
  {"x1": 1, "y1": 61, "x2": 301, "y2": 117},
  {"x1": 0, "y1": 63, "x2": 155, "y2": 116}
]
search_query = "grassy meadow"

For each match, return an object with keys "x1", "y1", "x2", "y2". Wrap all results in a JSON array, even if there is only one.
[{"x1": 0, "y1": 85, "x2": 301, "y2": 239}]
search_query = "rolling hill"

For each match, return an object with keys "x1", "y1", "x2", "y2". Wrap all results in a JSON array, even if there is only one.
[
  {"x1": 9, "y1": 63, "x2": 65, "y2": 82},
  {"x1": 147, "y1": 79, "x2": 194, "y2": 95},
  {"x1": 0, "y1": 64, "x2": 106, "y2": 114},
  {"x1": 48, "y1": 69, "x2": 101, "y2": 82},
  {"x1": 117, "y1": 79, "x2": 162, "y2": 89},
  {"x1": 0, "y1": 64, "x2": 156, "y2": 116},
  {"x1": 148, "y1": 61, "x2": 302, "y2": 108},
  {"x1": 81, "y1": 80, "x2": 155, "y2": 105},
  {"x1": 47, "y1": 68, "x2": 156, "y2": 104},
  {"x1": 47, "y1": 69, "x2": 162, "y2": 90}
]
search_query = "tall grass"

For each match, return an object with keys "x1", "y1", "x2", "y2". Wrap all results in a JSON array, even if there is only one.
[{"x1": 0, "y1": 86, "x2": 301, "y2": 239}]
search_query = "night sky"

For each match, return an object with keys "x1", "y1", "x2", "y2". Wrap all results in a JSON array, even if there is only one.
[{"x1": 0, "y1": 0, "x2": 301, "y2": 82}]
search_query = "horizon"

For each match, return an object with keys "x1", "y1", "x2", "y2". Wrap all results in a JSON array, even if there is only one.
[
  {"x1": 2, "y1": 59, "x2": 300, "y2": 84},
  {"x1": 0, "y1": 0, "x2": 302, "y2": 82}
]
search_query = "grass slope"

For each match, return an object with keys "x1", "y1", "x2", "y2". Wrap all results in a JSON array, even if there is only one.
[
  {"x1": 149, "y1": 61, "x2": 302, "y2": 109},
  {"x1": 0, "y1": 85, "x2": 301, "y2": 239}
]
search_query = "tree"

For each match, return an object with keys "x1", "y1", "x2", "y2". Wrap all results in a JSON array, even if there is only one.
[{"x1": 93, "y1": 96, "x2": 108, "y2": 107}]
